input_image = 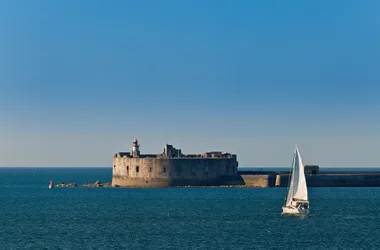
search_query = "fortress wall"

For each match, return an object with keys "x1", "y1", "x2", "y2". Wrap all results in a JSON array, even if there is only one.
[
  {"x1": 112, "y1": 157, "x2": 238, "y2": 187},
  {"x1": 275, "y1": 175, "x2": 289, "y2": 187},
  {"x1": 275, "y1": 174, "x2": 380, "y2": 187},
  {"x1": 239, "y1": 174, "x2": 276, "y2": 187}
]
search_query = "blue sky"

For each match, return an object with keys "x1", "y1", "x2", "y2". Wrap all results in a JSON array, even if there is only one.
[{"x1": 0, "y1": 0, "x2": 379, "y2": 167}]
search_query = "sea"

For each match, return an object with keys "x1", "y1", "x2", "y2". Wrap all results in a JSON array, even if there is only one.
[{"x1": 0, "y1": 167, "x2": 380, "y2": 250}]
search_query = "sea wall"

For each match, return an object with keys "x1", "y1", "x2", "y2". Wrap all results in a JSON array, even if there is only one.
[
  {"x1": 275, "y1": 173, "x2": 380, "y2": 187},
  {"x1": 238, "y1": 172, "x2": 277, "y2": 187},
  {"x1": 237, "y1": 171, "x2": 380, "y2": 188},
  {"x1": 112, "y1": 157, "x2": 238, "y2": 187}
]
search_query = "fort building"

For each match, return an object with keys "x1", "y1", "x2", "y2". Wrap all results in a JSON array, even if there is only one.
[{"x1": 112, "y1": 139, "x2": 239, "y2": 187}]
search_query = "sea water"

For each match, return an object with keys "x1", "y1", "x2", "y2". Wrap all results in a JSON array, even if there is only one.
[{"x1": 0, "y1": 167, "x2": 379, "y2": 249}]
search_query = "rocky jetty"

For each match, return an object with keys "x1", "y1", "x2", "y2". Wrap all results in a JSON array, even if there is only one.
[
  {"x1": 56, "y1": 181, "x2": 114, "y2": 188},
  {"x1": 82, "y1": 180, "x2": 112, "y2": 187},
  {"x1": 56, "y1": 182, "x2": 78, "y2": 187}
]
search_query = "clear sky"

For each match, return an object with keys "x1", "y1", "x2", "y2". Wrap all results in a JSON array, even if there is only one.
[{"x1": 0, "y1": 0, "x2": 379, "y2": 168}]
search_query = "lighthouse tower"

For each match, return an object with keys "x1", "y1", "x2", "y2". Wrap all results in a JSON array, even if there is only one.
[{"x1": 131, "y1": 138, "x2": 140, "y2": 157}]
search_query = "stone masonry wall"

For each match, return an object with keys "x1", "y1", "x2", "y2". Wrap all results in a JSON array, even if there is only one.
[
  {"x1": 112, "y1": 156, "x2": 238, "y2": 187},
  {"x1": 275, "y1": 174, "x2": 380, "y2": 187},
  {"x1": 239, "y1": 174, "x2": 276, "y2": 187}
]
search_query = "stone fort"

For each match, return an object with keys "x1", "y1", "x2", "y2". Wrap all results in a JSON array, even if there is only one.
[{"x1": 112, "y1": 139, "x2": 239, "y2": 187}]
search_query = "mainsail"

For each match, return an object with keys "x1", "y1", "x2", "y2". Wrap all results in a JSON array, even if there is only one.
[{"x1": 285, "y1": 146, "x2": 308, "y2": 206}]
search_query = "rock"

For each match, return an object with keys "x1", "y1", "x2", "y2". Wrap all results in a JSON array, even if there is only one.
[
  {"x1": 80, "y1": 182, "x2": 111, "y2": 187},
  {"x1": 56, "y1": 182, "x2": 77, "y2": 187}
]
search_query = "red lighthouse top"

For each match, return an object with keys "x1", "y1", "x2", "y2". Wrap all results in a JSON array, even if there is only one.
[{"x1": 133, "y1": 138, "x2": 139, "y2": 147}]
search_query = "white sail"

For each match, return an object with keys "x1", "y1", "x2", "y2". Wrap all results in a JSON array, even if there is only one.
[
  {"x1": 285, "y1": 151, "x2": 296, "y2": 206},
  {"x1": 285, "y1": 146, "x2": 308, "y2": 206},
  {"x1": 292, "y1": 147, "x2": 308, "y2": 201}
]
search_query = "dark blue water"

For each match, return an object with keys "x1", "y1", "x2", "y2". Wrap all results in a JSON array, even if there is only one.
[{"x1": 1, "y1": 168, "x2": 380, "y2": 249}]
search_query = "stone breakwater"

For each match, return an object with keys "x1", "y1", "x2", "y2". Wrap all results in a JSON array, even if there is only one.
[
  {"x1": 176, "y1": 171, "x2": 380, "y2": 188},
  {"x1": 56, "y1": 181, "x2": 115, "y2": 188},
  {"x1": 239, "y1": 170, "x2": 380, "y2": 188}
]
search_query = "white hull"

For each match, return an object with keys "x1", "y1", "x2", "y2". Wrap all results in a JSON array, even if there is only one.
[{"x1": 282, "y1": 206, "x2": 309, "y2": 215}]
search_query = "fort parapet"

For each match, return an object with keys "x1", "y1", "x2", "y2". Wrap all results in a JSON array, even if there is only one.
[{"x1": 112, "y1": 139, "x2": 239, "y2": 187}]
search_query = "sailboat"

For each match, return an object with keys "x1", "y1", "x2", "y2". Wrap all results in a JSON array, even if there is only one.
[{"x1": 282, "y1": 145, "x2": 309, "y2": 215}]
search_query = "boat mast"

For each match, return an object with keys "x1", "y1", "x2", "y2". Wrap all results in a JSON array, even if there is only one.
[{"x1": 283, "y1": 148, "x2": 296, "y2": 206}]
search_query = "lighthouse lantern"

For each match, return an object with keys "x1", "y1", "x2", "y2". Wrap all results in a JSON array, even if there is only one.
[{"x1": 132, "y1": 138, "x2": 140, "y2": 157}]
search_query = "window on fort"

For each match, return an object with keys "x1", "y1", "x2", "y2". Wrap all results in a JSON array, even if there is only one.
[
  {"x1": 113, "y1": 165, "x2": 116, "y2": 169},
  {"x1": 126, "y1": 166, "x2": 129, "y2": 171},
  {"x1": 136, "y1": 166, "x2": 139, "y2": 173},
  {"x1": 149, "y1": 167, "x2": 152, "y2": 172},
  {"x1": 163, "y1": 167, "x2": 167, "y2": 173}
]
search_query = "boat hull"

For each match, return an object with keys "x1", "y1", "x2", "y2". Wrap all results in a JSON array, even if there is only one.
[{"x1": 282, "y1": 206, "x2": 309, "y2": 215}]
